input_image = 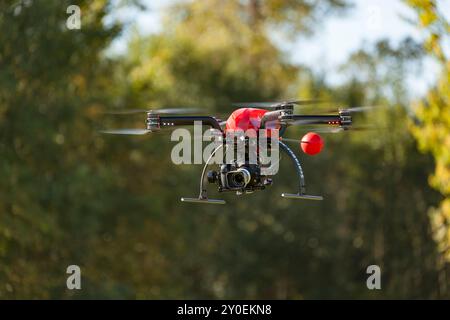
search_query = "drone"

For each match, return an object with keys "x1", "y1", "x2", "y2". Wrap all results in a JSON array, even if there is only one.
[{"x1": 102, "y1": 100, "x2": 371, "y2": 204}]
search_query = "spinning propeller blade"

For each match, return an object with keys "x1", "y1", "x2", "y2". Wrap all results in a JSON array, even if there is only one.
[
  {"x1": 341, "y1": 106, "x2": 377, "y2": 113},
  {"x1": 232, "y1": 99, "x2": 325, "y2": 109},
  {"x1": 105, "y1": 107, "x2": 201, "y2": 115},
  {"x1": 290, "y1": 105, "x2": 380, "y2": 125},
  {"x1": 320, "y1": 105, "x2": 381, "y2": 114}
]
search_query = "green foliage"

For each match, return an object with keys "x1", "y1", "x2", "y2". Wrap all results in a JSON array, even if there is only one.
[
  {"x1": 406, "y1": 0, "x2": 450, "y2": 264},
  {"x1": 0, "y1": 0, "x2": 122, "y2": 298},
  {"x1": 0, "y1": 0, "x2": 448, "y2": 299}
]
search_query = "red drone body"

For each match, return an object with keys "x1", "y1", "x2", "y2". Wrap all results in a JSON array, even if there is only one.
[
  {"x1": 224, "y1": 107, "x2": 280, "y2": 138},
  {"x1": 225, "y1": 107, "x2": 324, "y2": 155}
]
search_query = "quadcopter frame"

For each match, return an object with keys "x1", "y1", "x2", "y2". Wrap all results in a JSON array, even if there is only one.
[
  {"x1": 105, "y1": 102, "x2": 354, "y2": 204},
  {"x1": 177, "y1": 106, "x2": 347, "y2": 204}
]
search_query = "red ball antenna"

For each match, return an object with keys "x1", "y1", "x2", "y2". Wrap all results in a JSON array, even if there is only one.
[{"x1": 300, "y1": 132, "x2": 324, "y2": 155}]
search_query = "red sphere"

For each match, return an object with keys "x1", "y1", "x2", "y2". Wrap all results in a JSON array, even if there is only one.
[{"x1": 300, "y1": 132, "x2": 324, "y2": 155}]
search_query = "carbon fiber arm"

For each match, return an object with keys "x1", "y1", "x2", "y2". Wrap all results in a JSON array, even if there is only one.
[{"x1": 147, "y1": 115, "x2": 223, "y2": 131}]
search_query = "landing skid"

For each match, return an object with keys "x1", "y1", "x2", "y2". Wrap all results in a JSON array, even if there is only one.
[
  {"x1": 278, "y1": 140, "x2": 323, "y2": 201},
  {"x1": 180, "y1": 197, "x2": 226, "y2": 205},
  {"x1": 181, "y1": 145, "x2": 227, "y2": 205},
  {"x1": 181, "y1": 142, "x2": 323, "y2": 204},
  {"x1": 281, "y1": 193, "x2": 323, "y2": 200}
]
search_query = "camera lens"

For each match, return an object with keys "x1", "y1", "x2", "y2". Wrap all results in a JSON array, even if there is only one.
[
  {"x1": 232, "y1": 173, "x2": 245, "y2": 186},
  {"x1": 229, "y1": 168, "x2": 251, "y2": 188}
]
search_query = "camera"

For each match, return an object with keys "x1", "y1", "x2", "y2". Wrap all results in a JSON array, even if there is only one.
[{"x1": 207, "y1": 163, "x2": 272, "y2": 194}]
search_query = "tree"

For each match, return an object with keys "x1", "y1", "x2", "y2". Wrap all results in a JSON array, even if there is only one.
[
  {"x1": 0, "y1": 0, "x2": 124, "y2": 298},
  {"x1": 406, "y1": 0, "x2": 450, "y2": 272}
]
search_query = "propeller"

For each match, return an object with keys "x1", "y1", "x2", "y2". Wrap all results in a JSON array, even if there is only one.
[
  {"x1": 340, "y1": 106, "x2": 377, "y2": 113},
  {"x1": 100, "y1": 129, "x2": 152, "y2": 135},
  {"x1": 289, "y1": 105, "x2": 380, "y2": 125},
  {"x1": 232, "y1": 99, "x2": 325, "y2": 109},
  {"x1": 105, "y1": 107, "x2": 202, "y2": 115},
  {"x1": 321, "y1": 105, "x2": 381, "y2": 114}
]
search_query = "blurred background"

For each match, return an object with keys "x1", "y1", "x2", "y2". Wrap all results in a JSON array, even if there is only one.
[{"x1": 0, "y1": 0, "x2": 449, "y2": 299}]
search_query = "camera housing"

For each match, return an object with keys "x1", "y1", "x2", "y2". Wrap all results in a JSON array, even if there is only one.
[{"x1": 207, "y1": 163, "x2": 272, "y2": 194}]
